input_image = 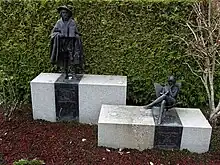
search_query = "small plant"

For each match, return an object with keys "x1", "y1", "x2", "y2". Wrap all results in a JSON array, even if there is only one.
[
  {"x1": 0, "y1": 70, "x2": 21, "y2": 121},
  {"x1": 13, "y1": 159, "x2": 45, "y2": 165}
]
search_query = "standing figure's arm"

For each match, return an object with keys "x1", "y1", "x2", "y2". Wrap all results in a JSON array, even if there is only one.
[
  {"x1": 73, "y1": 24, "x2": 80, "y2": 57},
  {"x1": 51, "y1": 20, "x2": 63, "y2": 38},
  {"x1": 50, "y1": 21, "x2": 62, "y2": 64}
]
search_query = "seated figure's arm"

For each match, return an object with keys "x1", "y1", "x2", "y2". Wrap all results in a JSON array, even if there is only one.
[
  {"x1": 159, "y1": 87, "x2": 164, "y2": 95},
  {"x1": 169, "y1": 86, "x2": 179, "y2": 98},
  {"x1": 160, "y1": 85, "x2": 170, "y2": 95},
  {"x1": 160, "y1": 87, "x2": 167, "y2": 95}
]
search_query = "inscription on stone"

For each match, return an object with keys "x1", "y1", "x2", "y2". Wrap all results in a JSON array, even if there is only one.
[
  {"x1": 153, "y1": 108, "x2": 183, "y2": 149},
  {"x1": 55, "y1": 74, "x2": 81, "y2": 121},
  {"x1": 57, "y1": 88, "x2": 77, "y2": 102},
  {"x1": 154, "y1": 126, "x2": 182, "y2": 149}
]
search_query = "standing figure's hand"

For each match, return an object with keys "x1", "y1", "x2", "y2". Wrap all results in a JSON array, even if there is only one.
[{"x1": 58, "y1": 33, "x2": 64, "y2": 37}]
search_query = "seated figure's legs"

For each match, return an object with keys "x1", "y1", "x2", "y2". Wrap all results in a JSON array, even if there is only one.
[
  {"x1": 158, "y1": 100, "x2": 166, "y2": 124},
  {"x1": 144, "y1": 94, "x2": 166, "y2": 109},
  {"x1": 166, "y1": 96, "x2": 176, "y2": 107}
]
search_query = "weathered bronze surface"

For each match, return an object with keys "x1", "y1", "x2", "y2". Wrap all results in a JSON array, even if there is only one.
[
  {"x1": 50, "y1": 5, "x2": 84, "y2": 79},
  {"x1": 144, "y1": 76, "x2": 181, "y2": 124}
]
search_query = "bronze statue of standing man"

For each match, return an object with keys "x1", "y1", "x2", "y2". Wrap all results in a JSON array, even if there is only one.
[{"x1": 50, "y1": 5, "x2": 84, "y2": 79}]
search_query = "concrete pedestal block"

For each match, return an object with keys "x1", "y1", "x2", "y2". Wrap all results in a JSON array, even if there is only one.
[
  {"x1": 176, "y1": 108, "x2": 212, "y2": 153},
  {"x1": 79, "y1": 74, "x2": 127, "y2": 124},
  {"x1": 98, "y1": 105, "x2": 155, "y2": 151},
  {"x1": 30, "y1": 73, "x2": 61, "y2": 122},
  {"x1": 30, "y1": 73, "x2": 127, "y2": 124},
  {"x1": 98, "y1": 105, "x2": 212, "y2": 153}
]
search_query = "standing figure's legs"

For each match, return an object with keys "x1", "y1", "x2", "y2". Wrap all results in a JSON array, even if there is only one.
[
  {"x1": 64, "y1": 52, "x2": 69, "y2": 79},
  {"x1": 75, "y1": 65, "x2": 79, "y2": 75},
  {"x1": 71, "y1": 65, "x2": 76, "y2": 79}
]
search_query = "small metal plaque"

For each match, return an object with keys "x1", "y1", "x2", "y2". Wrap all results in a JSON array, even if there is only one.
[
  {"x1": 153, "y1": 108, "x2": 183, "y2": 149},
  {"x1": 55, "y1": 74, "x2": 82, "y2": 121},
  {"x1": 154, "y1": 126, "x2": 182, "y2": 149}
]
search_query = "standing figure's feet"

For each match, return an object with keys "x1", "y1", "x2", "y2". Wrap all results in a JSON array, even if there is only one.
[
  {"x1": 71, "y1": 73, "x2": 77, "y2": 80},
  {"x1": 65, "y1": 74, "x2": 69, "y2": 79}
]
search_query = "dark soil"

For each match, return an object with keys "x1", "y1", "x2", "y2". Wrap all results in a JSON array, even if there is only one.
[{"x1": 0, "y1": 106, "x2": 220, "y2": 165}]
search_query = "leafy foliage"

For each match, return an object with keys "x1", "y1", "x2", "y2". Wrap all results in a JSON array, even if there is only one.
[
  {"x1": 0, "y1": 0, "x2": 213, "y2": 108},
  {"x1": 13, "y1": 159, "x2": 45, "y2": 165}
]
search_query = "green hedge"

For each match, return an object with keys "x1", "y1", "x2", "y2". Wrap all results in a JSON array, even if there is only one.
[{"x1": 0, "y1": 0, "x2": 218, "y2": 108}]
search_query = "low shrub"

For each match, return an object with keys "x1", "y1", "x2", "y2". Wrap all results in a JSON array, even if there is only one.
[{"x1": 13, "y1": 159, "x2": 45, "y2": 165}]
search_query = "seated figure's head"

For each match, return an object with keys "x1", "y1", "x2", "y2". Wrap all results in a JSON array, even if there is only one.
[
  {"x1": 168, "y1": 75, "x2": 176, "y2": 86},
  {"x1": 57, "y1": 5, "x2": 73, "y2": 21}
]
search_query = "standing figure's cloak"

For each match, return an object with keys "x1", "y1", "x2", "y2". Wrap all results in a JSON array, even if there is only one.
[{"x1": 50, "y1": 18, "x2": 84, "y2": 69}]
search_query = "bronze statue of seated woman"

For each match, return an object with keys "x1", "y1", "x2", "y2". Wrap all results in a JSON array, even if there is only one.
[{"x1": 144, "y1": 76, "x2": 181, "y2": 124}]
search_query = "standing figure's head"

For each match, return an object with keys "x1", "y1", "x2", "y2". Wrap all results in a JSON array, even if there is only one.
[
  {"x1": 57, "y1": 5, "x2": 73, "y2": 21},
  {"x1": 168, "y1": 75, "x2": 176, "y2": 86}
]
